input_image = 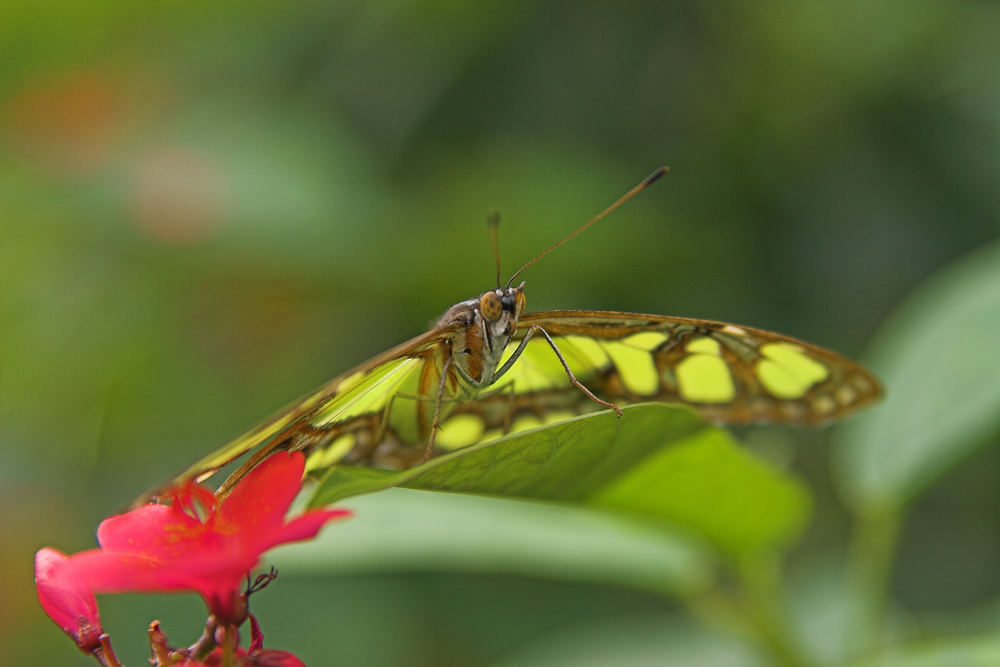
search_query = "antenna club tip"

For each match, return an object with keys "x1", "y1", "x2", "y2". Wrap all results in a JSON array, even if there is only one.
[{"x1": 644, "y1": 166, "x2": 670, "y2": 186}]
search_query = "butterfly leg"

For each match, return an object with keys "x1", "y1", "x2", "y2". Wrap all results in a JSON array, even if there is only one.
[
  {"x1": 494, "y1": 324, "x2": 622, "y2": 417},
  {"x1": 419, "y1": 354, "x2": 453, "y2": 464},
  {"x1": 374, "y1": 392, "x2": 401, "y2": 446},
  {"x1": 501, "y1": 381, "x2": 516, "y2": 434}
]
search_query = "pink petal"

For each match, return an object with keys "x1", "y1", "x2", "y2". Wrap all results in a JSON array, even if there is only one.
[
  {"x1": 217, "y1": 452, "x2": 305, "y2": 535},
  {"x1": 55, "y1": 547, "x2": 252, "y2": 601},
  {"x1": 35, "y1": 548, "x2": 103, "y2": 652},
  {"x1": 262, "y1": 508, "x2": 352, "y2": 552},
  {"x1": 97, "y1": 503, "x2": 204, "y2": 553},
  {"x1": 57, "y1": 548, "x2": 186, "y2": 591}
]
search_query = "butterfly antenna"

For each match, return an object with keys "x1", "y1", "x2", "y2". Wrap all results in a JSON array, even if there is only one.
[
  {"x1": 506, "y1": 166, "x2": 669, "y2": 287},
  {"x1": 487, "y1": 209, "x2": 502, "y2": 290}
]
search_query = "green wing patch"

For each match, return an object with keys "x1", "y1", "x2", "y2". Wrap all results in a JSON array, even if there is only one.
[
  {"x1": 138, "y1": 325, "x2": 462, "y2": 504},
  {"x1": 480, "y1": 310, "x2": 881, "y2": 427}
]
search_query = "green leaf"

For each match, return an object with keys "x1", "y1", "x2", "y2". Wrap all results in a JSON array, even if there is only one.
[
  {"x1": 274, "y1": 487, "x2": 713, "y2": 596},
  {"x1": 310, "y1": 404, "x2": 811, "y2": 558},
  {"x1": 834, "y1": 241, "x2": 1000, "y2": 512}
]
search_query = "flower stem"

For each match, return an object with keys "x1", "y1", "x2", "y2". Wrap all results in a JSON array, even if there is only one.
[
  {"x1": 218, "y1": 624, "x2": 238, "y2": 667},
  {"x1": 187, "y1": 615, "x2": 219, "y2": 660},
  {"x1": 684, "y1": 558, "x2": 813, "y2": 667},
  {"x1": 92, "y1": 634, "x2": 123, "y2": 667},
  {"x1": 846, "y1": 508, "x2": 901, "y2": 659},
  {"x1": 736, "y1": 557, "x2": 813, "y2": 667}
]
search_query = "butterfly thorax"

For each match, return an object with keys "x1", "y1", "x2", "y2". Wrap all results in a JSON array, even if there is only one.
[{"x1": 437, "y1": 284, "x2": 526, "y2": 388}]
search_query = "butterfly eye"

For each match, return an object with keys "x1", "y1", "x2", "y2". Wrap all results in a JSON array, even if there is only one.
[
  {"x1": 515, "y1": 290, "x2": 526, "y2": 314},
  {"x1": 480, "y1": 292, "x2": 503, "y2": 321}
]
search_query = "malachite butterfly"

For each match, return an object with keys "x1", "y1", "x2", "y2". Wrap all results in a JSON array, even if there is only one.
[{"x1": 140, "y1": 167, "x2": 881, "y2": 503}]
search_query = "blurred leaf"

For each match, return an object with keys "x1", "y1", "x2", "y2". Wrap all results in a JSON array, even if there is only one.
[
  {"x1": 492, "y1": 613, "x2": 762, "y2": 667},
  {"x1": 274, "y1": 487, "x2": 712, "y2": 596},
  {"x1": 311, "y1": 404, "x2": 811, "y2": 558},
  {"x1": 785, "y1": 555, "x2": 857, "y2": 666},
  {"x1": 858, "y1": 633, "x2": 1000, "y2": 667},
  {"x1": 834, "y1": 241, "x2": 1000, "y2": 513}
]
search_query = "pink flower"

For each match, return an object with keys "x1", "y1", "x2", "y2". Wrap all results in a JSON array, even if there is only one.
[
  {"x1": 34, "y1": 547, "x2": 104, "y2": 654},
  {"x1": 36, "y1": 451, "x2": 349, "y2": 640}
]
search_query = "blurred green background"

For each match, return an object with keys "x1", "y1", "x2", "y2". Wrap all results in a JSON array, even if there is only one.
[{"x1": 4, "y1": 1, "x2": 1000, "y2": 665}]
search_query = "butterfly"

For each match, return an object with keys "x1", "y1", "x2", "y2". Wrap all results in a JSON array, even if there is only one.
[{"x1": 140, "y1": 167, "x2": 881, "y2": 503}]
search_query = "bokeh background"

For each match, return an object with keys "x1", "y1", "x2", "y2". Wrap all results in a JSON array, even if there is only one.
[{"x1": 3, "y1": 1, "x2": 999, "y2": 665}]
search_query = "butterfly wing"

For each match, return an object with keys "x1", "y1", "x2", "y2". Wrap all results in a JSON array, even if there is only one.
[
  {"x1": 138, "y1": 322, "x2": 465, "y2": 503},
  {"x1": 435, "y1": 310, "x2": 881, "y2": 435},
  {"x1": 139, "y1": 309, "x2": 880, "y2": 504}
]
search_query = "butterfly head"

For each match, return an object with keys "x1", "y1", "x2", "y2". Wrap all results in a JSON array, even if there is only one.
[
  {"x1": 437, "y1": 282, "x2": 526, "y2": 387},
  {"x1": 478, "y1": 280, "x2": 526, "y2": 337},
  {"x1": 479, "y1": 282, "x2": 526, "y2": 323}
]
